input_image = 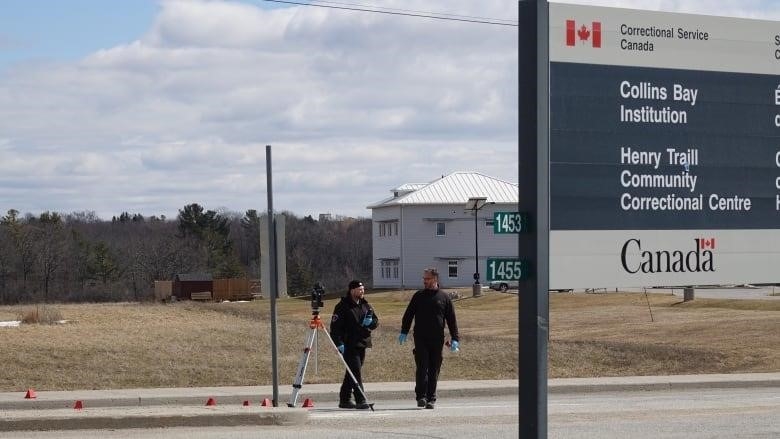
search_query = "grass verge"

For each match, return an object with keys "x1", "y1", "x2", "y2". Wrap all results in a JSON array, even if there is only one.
[{"x1": 0, "y1": 290, "x2": 776, "y2": 391}]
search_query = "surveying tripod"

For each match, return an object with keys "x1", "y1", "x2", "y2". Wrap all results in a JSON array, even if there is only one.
[{"x1": 287, "y1": 284, "x2": 374, "y2": 410}]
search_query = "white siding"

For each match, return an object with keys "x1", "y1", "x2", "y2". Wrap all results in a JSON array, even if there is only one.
[
  {"x1": 372, "y1": 206, "x2": 402, "y2": 288},
  {"x1": 372, "y1": 203, "x2": 518, "y2": 288}
]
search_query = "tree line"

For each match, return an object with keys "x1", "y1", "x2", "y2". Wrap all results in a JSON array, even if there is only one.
[{"x1": 0, "y1": 204, "x2": 372, "y2": 304}]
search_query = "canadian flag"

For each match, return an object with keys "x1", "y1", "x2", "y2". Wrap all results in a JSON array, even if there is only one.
[
  {"x1": 699, "y1": 238, "x2": 716, "y2": 250},
  {"x1": 566, "y1": 20, "x2": 601, "y2": 48}
]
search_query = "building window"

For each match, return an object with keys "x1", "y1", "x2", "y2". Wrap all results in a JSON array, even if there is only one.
[
  {"x1": 378, "y1": 221, "x2": 398, "y2": 237},
  {"x1": 380, "y1": 260, "x2": 399, "y2": 279},
  {"x1": 485, "y1": 219, "x2": 494, "y2": 227},
  {"x1": 448, "y1": 260, "x2": 458, "y2": 278},
  {"x1": 436, "y1": 222, "x2": 446, "y2": 236}
]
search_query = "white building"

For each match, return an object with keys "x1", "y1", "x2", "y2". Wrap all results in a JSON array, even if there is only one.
[{"x1": 368, "y1": 171, "x2": 519, "y2": 289}]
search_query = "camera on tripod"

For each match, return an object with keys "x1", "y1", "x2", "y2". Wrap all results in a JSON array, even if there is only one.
[{"x1": 311, "y1": 282, "x2": 325, "y2": 310}]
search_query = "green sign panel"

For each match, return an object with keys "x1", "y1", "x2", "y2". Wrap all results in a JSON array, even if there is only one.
[
  {"x1": 493, "y1": 212, "x2": 529, "y2": 234},
  {"x1": 486, "y1": 258, "x2": 531, "y2": 281}
]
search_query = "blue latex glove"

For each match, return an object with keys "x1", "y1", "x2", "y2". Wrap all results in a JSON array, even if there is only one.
[
  {"x1": 337, "y1": 344, "x2": 345, "y2": 354},
  {"x1": 450, "y1": 340, "x2": 460, "y2": 352},
  {"x1": 361, "y1": 315, "x2": 373, "y2": 327},
  {"x1": 398, "y1": 333, "x2": 407, "y2": 345}
]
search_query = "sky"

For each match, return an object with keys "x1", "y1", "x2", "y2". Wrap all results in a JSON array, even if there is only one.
[{"x1": 1, "y1": 0, "x2": 779, "y2": 220}]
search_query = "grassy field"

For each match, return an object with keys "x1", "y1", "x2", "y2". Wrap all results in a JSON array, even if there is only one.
[{"x1": 0, "y1": 289, "x2": 777, "y2": 392}]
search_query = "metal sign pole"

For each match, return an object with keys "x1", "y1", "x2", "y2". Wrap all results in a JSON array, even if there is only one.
[
  {"x1": 518, "y1": 1, "x2": 550, "y2": 437},
  {"x1": 266, "y1": 144, "x2": 280, "y2": 407}
]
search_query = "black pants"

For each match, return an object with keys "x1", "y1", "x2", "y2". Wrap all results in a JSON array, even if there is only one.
[
  {"x1": 339, "y1": 346, "x2": 366, "y2": 403},
  {"x1": 413, "y1": 337, "x2": 444, "y2": 402}
]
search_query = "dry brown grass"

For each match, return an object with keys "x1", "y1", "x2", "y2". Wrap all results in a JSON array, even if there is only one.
[
  {"x1": 17, "y1": 305, "x2": 63, "y2": 325},
  {"x1": 0, "y1": 290, "x2": 776, "y2": 392},
  {"x1": 549, "y1": 292, "x2": 780, "y2": 377}
]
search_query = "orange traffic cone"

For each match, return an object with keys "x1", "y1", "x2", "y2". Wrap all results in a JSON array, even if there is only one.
[
  {"x1": 24, "y1": 389, "x2": 37, "y2": 399},
  {"x1": 74, "y1": 400, "x2": 83, "y2": 410},
  {"x1": 205, "y1": 397, "x2": 217, "y2": 406},
  {"x1": 261, "y1": 398, "x2": 272, "y2": 407},
  {"x1": 302, "y1": 398, "x2": 314, "y2": 408}
]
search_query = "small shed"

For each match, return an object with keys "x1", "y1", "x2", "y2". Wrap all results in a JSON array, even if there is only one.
[{"x1": 173, "y1": 273, "x2": 213, "y2": 300}]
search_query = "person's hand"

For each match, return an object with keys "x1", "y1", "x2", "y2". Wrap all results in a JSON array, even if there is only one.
[
  {"x1": 450, "y1": 340, "x2": 460, "y2": 352},
  {"x1": 361, "y1": 315, "x2": 373, "y2": 327},
  {"x1": 337, "y1": 344, "x2": 345, "y2": 354},
  {"x1": 398, "y1": 333, "x2": 407, "y2": 345}
]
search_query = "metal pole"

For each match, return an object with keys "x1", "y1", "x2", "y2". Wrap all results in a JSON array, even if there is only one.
[
  {"x1": 518, "y1": 1, "x2": 549, "y2": 437},
  {"x1": 472, "y1": 207, "x2": 482, "y2": 297},
  {"x1": 475, "y1": 208, "x2": 479, "y2": 280},
  {"x1": 266, "y1": 144, "x2": 280, "y2": 407}
]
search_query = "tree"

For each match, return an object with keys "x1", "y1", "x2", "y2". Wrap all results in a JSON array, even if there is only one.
[
  {"x1": 89, "y1": 241, "x2": 118, "y2": 285},
  {"x1": 34, "y1": 212, "x2": 66, "y2": 301},
  {"x1": 240, "y1": 209, "x2": 261, "y2": 277},
  {"x1": 177, "y1": 203, "x2": 238, "y2": 277},
  {"x1": 2, "y1": 209, "x2": 37, "y2": 298}
]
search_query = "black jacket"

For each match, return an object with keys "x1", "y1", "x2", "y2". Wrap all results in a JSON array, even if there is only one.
[
  {"x1": 330, "y1": 296, "x2": 379, "y2": 349},
  {"x1": 400, "y1": 288, "x2": 459, "y2": 343}
]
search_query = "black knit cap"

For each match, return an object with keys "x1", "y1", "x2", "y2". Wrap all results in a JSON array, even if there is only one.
[{"x1": 348, "y1": 280, "x2": 363, "y2": 290}]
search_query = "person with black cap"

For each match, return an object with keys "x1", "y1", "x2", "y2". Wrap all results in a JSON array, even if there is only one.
[{"x1": 330, "y1": 279, "x2": 379, "y2": 409}]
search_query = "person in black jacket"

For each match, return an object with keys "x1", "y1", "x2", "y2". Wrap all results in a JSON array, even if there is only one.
[
  {"x1": 398, "y1": 268, "x2": 460, "y2": 409},
  {"x1": 330, "y1": 280, "x2": 378, "y2": 409}
]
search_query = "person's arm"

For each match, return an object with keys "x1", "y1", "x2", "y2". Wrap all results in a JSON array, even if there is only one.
[
  {"x1": 400, "y1": 294, "x2": 416, "y2": 334},
  {"x1": 445, "y1": 297, "x2": 459, "y2": 342},
  {"x1": 330, "y1": 303, "x2": 345, "y2": 346}
]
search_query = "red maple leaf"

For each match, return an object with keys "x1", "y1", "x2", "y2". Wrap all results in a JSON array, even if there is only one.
[{"x1": 577, "y1": 25, "x2": 590, "y2": 42}]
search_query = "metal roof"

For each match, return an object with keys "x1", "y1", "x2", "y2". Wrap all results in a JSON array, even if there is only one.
[
  {"x1": 175, "y1": 273, "x2": 213, "y2": 282},
  {"x1": 368, "y1": 172, "x2": 518, "y2": 208}
]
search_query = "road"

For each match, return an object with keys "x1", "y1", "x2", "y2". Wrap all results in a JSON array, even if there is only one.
[
  {"x1": 2, "y1": 386, "x2": 777, "y2": 438},
  {"x1": 550, "y1": 387, "x2": 779, "y2": 439}
]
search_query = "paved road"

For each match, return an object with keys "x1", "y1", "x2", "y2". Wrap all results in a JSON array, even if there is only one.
[
  {"x1": 3, "y1": 385, "x2": 778, "y2": 438},
  {"x1": 550, "y1": 387, "x2": 780, "y2": 438},
  {"x1": 0, "y1": 395, "x2": 519, "y2": 439}
]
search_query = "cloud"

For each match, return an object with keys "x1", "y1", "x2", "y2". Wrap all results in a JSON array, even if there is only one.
[{"x1": 0, "y1": 0, "x2": 776, "y2": 220}]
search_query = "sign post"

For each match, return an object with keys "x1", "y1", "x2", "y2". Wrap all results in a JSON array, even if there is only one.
[{"x1": 517, "y1": 1, "x2": 549, "y2": 437}]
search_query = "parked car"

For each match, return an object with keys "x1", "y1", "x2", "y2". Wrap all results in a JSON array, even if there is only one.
[{"x1": 488, "y1": 280, "x2": 518, "y2": 292}]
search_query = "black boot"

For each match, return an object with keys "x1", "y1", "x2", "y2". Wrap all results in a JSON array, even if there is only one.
[{"x1": 338, "y1": 399, "x2": 356, "y2": 409}]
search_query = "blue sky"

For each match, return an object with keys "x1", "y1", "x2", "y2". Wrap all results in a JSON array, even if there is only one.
[
  {"x1": 0, "y1": 0, "x2": 778, "y2": 220},
  {"x1": 0, "y1": 1, "x2": 157, "y2": 68}
]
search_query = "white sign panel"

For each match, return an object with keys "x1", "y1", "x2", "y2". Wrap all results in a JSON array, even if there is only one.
[{"x1": 549, "y1": 3, "x2": 780, "y2": 288}]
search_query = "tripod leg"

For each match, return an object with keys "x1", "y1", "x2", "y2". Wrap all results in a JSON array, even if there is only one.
[
  {"x1": 287, "y1": 327, "x2": 317, "y2": 407},
  {"x1": 318, "y1": 326, "x2": 375, "y2": 411}
]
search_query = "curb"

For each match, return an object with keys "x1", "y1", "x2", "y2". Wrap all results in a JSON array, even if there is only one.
[
  {"x1": 0, "y1": 381, "x2": 521, "y2": 411},
  {"x1": 0, "y1": 406, "x2": 308, "y2": 432}
]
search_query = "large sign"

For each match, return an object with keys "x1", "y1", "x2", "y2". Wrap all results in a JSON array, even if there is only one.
[{"x1": 549, "y1": 4, "x2": 780, "y2": 288}]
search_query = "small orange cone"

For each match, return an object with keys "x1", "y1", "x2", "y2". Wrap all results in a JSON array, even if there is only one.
[
  {"x1": 73, "y1": 400, "x2": 83, "y2": 410},
  {"x1": 24, "y1": 389, "x2": 37, "y2": 399},
  {"x1": 205, "y1": 397, "x2": 217, "y2": 406},
  {"x1": 261, "y1": 398, "x2": 272, "y2": 407},
  {"x1": 302, "y1": 398, "x2": 314, "y2": 408},
  {"x1": 242, "y1": 400, "x2": 250, "y2": 406}
]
